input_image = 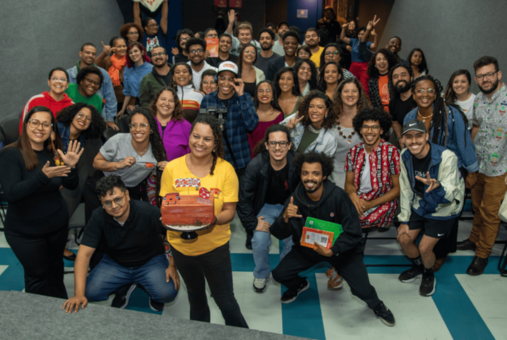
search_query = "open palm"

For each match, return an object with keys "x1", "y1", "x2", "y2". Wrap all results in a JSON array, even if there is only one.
[{"x1": 57, "y1": 140, "x2": 84, "y2": 168}]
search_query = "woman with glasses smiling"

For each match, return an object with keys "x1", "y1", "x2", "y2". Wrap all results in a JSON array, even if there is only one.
[
  {"x1": 0, "y1": 106, "x2": 84, "y2": 299},
  {"x1": 120, "y1": 22, "x2": 144, "y2": 44},
  {"x1": 65, "y1": 66, "x2": 104, "y2": 113}
]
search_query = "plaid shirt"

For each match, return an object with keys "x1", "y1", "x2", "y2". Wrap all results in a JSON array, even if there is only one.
[{"x1": 200, "y1": 91, "x2": 259, "y2": 170}]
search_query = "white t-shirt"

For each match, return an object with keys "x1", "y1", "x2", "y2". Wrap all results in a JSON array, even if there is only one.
[
  {"x1": 187, "y1": 61, "x2": 217, "y2": 90},
  {"x1": 359, "y1": 152, "x2": 372, "y2": 194},
  {"x1": 456, "y1": 93, "x2": 476, "y2": 128}
]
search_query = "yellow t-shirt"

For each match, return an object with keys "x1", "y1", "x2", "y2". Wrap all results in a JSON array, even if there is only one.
[
  {"x1": 310, "y1": 46, "x2": 324, "y2": 68},
  {"x1": 160, "y1": 155, "x2": 239, "y2": 256}
]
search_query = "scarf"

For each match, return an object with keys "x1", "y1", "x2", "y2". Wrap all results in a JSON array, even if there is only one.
[{"x1": 108, "y1": 54, "x2": 127, "y2": 87}]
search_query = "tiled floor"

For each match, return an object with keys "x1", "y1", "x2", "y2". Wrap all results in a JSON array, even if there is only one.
[{"x1": 1, "y1": 208, "x2": 507, "y2": 339}]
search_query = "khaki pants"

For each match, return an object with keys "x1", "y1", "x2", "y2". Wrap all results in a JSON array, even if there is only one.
[{"x1": 470, "y1": 173, "x2": 507, "y2": 258}]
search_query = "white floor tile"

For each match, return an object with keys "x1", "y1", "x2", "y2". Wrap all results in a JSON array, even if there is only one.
[
  {"x1": 229, "y1": 214, "x2": 281, "y2": 255},
  {"x1": 456, "y1": 274, "x2": 507, "y2": 340},
  {"x1": 316, "y1": 273, "x2": 453, "y2": 340},
  {"x1": 0, "y1": 265, "x2": 8, "y2": 276}
]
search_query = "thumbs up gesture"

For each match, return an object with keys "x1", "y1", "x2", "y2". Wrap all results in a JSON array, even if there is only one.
[{"x1": 283, "y1": 196, "x2": 303, "y2": 223}]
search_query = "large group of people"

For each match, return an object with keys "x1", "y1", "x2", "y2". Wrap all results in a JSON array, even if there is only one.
[{"x1": 1, "y1": 2, "x2": 505, "y2": 332}]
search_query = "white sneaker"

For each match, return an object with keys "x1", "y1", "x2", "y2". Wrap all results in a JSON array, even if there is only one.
[{"x1": 253, "y1": 277, "x2": 269, "y2": 293}]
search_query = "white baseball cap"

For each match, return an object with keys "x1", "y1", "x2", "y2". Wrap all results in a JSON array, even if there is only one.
[{"x1": 217, "y1": 62, "x2": 238, "y2": 76}]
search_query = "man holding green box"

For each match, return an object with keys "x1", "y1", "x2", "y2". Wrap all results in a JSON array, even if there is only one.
[{"x1": 270, "y1": 151, "x2": 395, "y2": 327}]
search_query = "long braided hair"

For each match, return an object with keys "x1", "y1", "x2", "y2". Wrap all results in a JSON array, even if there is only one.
[
  {"x1": 412, "y1": 75, "x2": 468, "y2": 147},
  {"x1": 190, "y1": 114, "x2": 224, "y2": 176}
]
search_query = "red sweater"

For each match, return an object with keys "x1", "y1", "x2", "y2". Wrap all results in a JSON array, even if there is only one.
[{"x1": 19, "y1": 91, "x2": 74, "y2": 134}]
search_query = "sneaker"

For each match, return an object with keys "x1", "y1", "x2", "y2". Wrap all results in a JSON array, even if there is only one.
[
  {"x1": 325, "y1": 267, "x2": 334, "y2": 278},
  {"x1": 398, "y1": 266, "x2": 423, "y2": 283},
  {"x1": 149, "y1": 298, "x2": 165, "y2": 312},
  {"x1": 374, "y1": 303, "x2": 395, "y2": 327},
  {"x1": 111, "y1": 284, "x2": 136, "y2": 309},
  {"x1": 419, "y1": 275, "x2": 436, "y2": 296},
  {"x1": 253, "y1": 277, "x2": 268, "y2": 293},
  {"x1": 281, "y1": 279, "x2": 310, "y2": 304},
  {"x1": 327, "y1": 269, "x2": 343, "y2": 290}
]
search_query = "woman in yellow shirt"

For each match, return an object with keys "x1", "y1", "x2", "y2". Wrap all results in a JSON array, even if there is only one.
[{"x1": 160, "y1": 114, "x2": 248, "y2": 328}]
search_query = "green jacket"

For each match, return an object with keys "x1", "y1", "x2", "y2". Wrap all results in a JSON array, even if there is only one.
[{"x1": 139, "y1": 68, "x2": 169, "y2": 108}]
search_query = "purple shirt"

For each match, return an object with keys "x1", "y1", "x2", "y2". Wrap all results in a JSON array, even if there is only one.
[{"x1": 156, "y1": 117, "x2": 191, "y2": 162}]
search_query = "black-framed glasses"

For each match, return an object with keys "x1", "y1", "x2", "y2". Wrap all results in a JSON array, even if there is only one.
[
  {"x1": 190, "y1": 49, "x2": 204, "y2": 55},
  {"x1": 129, "y1": 123, "x2": 149, "y2": 129},
  {"x1": 268, "y1": 141, "x2": 289, "y2": 148},
  {"x1": 152, "y1": 52, "x2": 166, "y2": 58},
  {"x1": 28, "y1": 119, "x2": 53, "y2": 129},
  {"x1": 76, "y1": 113, "x2": 92, "y2": 122},
  {"x1": 361, "y1": 125, "x2": 380, "y2": 132},
  {"x1": 415, "y1": 88, "x2": 435, "y2": 94},
  {"x1": 102, "y1": 195, "x2": 125, "y2": 208},
  {"x1": 476, "y1": 71, "x2": 498, "y2": 81},
  {"x1": 84, "y1": 77, "x2": 100, "y2": 86}
]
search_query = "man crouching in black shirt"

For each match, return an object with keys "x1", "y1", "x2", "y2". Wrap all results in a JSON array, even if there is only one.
[
  {"x1": 62, "y1": 175, "x2": 179, "y2": 313},
  {"x1": 270, "y1": 152, "x2": 395, "y2": 327}
]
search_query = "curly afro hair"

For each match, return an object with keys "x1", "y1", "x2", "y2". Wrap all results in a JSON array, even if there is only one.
[
  {"x1": 298, "y1": 90, "x2": 336, "y2": 130},
  {"x1": 76, "y1": 66, "x2": 104, "y2": 89},
  {"x1": 95, "y1": 174, "x2": 127, "y2": 199},
  {"x1": 56, "y1": 103, "x2": 106, "y2": 140},
  {"x1": 293, "y1": 150, "x2": 334, "y2": 179},
  {"x1": 352, "y1": 107, "x2": 392, "y2": 140}
]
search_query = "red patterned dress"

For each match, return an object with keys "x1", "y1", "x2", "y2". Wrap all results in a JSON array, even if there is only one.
[{"x1": 345, "y1": 140, "x2": 400, "y2": 229}]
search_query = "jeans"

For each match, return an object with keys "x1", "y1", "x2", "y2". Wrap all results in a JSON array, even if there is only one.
[
  {"x1": 272, "y1": 246, "x2": 383, "y2": 311},
  {"x1": 171, "y1": 242, "x2": 248, "y2": 328},
  {"x1": 5, "y1": 227, "x2": 68, "y2": 299},
  {"x1": 252, "y1": 203, "x2": 294, "y2": 279},
  {"x1": 85, "y1": 254, "x2": 178, "y2": 304}
]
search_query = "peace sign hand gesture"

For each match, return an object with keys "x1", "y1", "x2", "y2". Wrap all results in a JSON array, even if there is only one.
[
  {"x1": 57, "y1": 140, "x2": 84, "y2": 168},
  {"x1": 286, "y1": 111, "x2": 304, "y2": 130},
  {"x1": 415, "y1": 172, "x2": 441, "y2": 193},
  {"x1": 232, "y1": 78, "x2": 244, "y2": 96}
]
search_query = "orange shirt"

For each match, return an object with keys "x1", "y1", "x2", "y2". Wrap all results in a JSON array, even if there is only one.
[{"x1": 378, "y1": 74, "x2": 390, "y2": 112}]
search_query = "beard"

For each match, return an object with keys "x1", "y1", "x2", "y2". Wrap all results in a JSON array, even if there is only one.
[
  {"x1": 478, "y1": 78, "x2": 499, "y2": 95},
  {"x1": 303, "y1": 179, "x2": 323, "y2": 194},
  {"x1": 306, "y1": 41, "x2": 318, "y2": 49},
  {"x1": 190, "y1": 58, "x2": 203, "y2": 66},
  {"x1": 394, "y1": 80, "x2": 411, "y2": 94},
  {"x1": 260, "y1": 43, "x2": 272, "y2": 51}
]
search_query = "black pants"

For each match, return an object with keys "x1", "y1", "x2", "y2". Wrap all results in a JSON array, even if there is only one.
[
  {"x1": 5, "y1": 227, "x2": 68, "y2": 299},
  {"x1": 272, "y1": 246, "x2": 383, "y2": 311},
  {"x1": 171, "y1": 243, "x2": 248, "y2": 328}
]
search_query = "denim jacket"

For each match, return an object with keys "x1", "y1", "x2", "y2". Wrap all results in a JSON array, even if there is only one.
[{"x1": 57, "y1": 122, "x2": 85, "y2": 153}]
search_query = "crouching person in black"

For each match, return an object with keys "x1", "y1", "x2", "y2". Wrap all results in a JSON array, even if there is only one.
[
  {"x1": 62, "y1": 175, "x2": 179, "y2": 313},
  {"x1": 270, "y1": 151, "x2": 395, "y2": 327}
]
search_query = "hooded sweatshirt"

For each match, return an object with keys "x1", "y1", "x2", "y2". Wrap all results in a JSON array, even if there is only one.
[
  {"x1": 270, "y1": 179, "x2": 363, "y2": 257},
  {"x1": 175, "y1": 84, "x2": 204, "y2": 124},
  {"x1": 19, "y1": 91, "x2": 74, "y2": 134}
]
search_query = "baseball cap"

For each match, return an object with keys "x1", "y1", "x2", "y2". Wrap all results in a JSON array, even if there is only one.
[
  {"x1": 402, "y1": 119, "x2": 427, "y2": 135},
  {"x1": 217, "y1": 62, "x2": 238, "y2": 76}
]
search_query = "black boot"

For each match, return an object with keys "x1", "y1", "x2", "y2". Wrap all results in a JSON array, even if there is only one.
[
  {"x1": 466, "y1": 256, "x2": 488, "y2": 276},
  {"x1": 456, "y1": 239, "x2": 476, "y2": 251}
]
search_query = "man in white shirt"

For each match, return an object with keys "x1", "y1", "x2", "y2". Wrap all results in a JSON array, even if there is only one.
[{"x1": 186, "y1": 37, "x2": 217, "y2": 89}]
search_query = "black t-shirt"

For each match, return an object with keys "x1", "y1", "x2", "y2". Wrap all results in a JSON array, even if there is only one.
[
  {"x1": 243, "y1": 81, "x2": 256, "y2": 99},
  {"x1": 412, "y1": 145, "x2": 432, "y2": 196},
  {"x1": 254, "y1": 53, "x2": 279, "y2": 75},
  {"x1": 390, "y1": 95, "x2": 417, "y2": 126},
  {"x1": 207, "y1": 54, "x2": 239, "y2": 68},
  {"x1": 264, "y1": 163, "x2": 291, "y2": 205},
  {"x1": 81, "y1": 200, "x2": 165, "y2": 267}
]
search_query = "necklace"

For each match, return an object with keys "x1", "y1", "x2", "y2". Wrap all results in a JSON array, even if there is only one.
[
  {"x1": 417, "y1": 112, "x2": 433, "y2": 123},
  {"x1": 337, "y1": 122, "x2": 355, "y2": 143},
  {"x1": 308, "y1": 125, "x2": 322, "y2": 133},
  {"x1": 135, "y1": 146, "x2": 150, "y2": 156},
  {"x1": 279, "y1": 95, "x2": 296, "y2": 102}
]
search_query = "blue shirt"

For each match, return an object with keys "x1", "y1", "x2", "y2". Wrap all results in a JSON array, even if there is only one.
[
  {"x1": 404, "y1": 105, "x2": 478, "y2": 173},
  {"x1": 123, "y1": 62, "x2": 153, "y2": 98},
  {"x1": 67, "y1": 63, "x2": 118, "y2": 122},
  {"x1": 57, "y1": 122, "x2": 86, "y2": 153},
  {"x1": 199, "y1": 91, "x2": 259, "y2": 169},
  {"x1": 350, "y1": 38, "x2": 372, "y2": 63}
]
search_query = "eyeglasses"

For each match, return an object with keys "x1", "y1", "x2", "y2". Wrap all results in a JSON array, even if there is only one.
[
  {"x1": 190, "y1": 49, "x2": 204, "y2": 54},
  {"x1": 28, "y1": 119, "x2": 53, "y2": 129},
  {"x1": 152, "y1": 52, "x2": 166, "y2": 57},
  {"x1": 361, "y1": 125, "x2": 380, "y2": 131},
  {"x1": 203, "y1": 80, "x2": 216, "y2": 85},
  {"x1": 127, "y1": 32, "x2": 139, "y2": 35},
  {"x1": 268, "y1": 141, "x2": 289, "y2": 148},
  {"x1": 244, "y1": 50, "x2": 256, "y2": 54},
  {"x1": 257, "y1": 89, "x2": 272, "y2": 94},
  {"x1": 129, "y1": 123, "x2": 149, "y2": 129},
  {"x1": 76, "y1": 113, "x2": 92, "y2": 122},
  {"x1": 476, "y1": 71, "x2": 498, "y2": 81},
  {"x1": 51, "y1": 77, "x2": 67, "y2": 83},
  {"x1": 325, "y1": 51, "x2": 339, "y2": 56},
  {"x1": 415, "y1": 88, "x2": 435, "y2": 94},
  {"x1": 84, "y1": 77, "x2": 100, "y2": 86},
  {"x1": 102, "y1": 195, "x2": 125, "y2": 208},
  {"x1": 180, "y1": 37, "x2": 189, "y2": 42}
]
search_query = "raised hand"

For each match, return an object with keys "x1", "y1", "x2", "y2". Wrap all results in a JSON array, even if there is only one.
[
  {"x1": 286, "y1": 111, "x2": 304, "y2": 130},
  {"x1": 371, "y1": 29, "x2": 377, "y2": 36},
  {"x1": 255, "y1": 216, "x2": 271, "y2": 233},
  {"x1": 283, "y1": 196, "x2": 303, "y2": 223},
  {"x1": 101, "y1": 41, "x2": 114, "y2": 55},
  {"x1": 228, "y1": 9, "x2": 236, "y2": 24},
  {"x1": 42, "y1": 161, "x2": 71, "y2": 179},
  {"x1": 366, "y1": 20, "x2": 373, "y2": 31},
  {"x1": 232, "y1": 78, "x2": 245, "y2": 96},
  {"x1": 171, "y1": 47, "x2": 179, "y2": 56},
  {"x1": 57, "y1": 140, "x2": 84, "y2": 168},
  {"x1": 415, "y1": 171, "x2": 440, "y2": 193},
  {"x1": 372, "y1": 15, "x2": 381, "y2": 27}
]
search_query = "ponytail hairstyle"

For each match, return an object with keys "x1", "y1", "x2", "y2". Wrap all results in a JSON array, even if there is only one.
[
  {"x1": 412, "y1": 75, "x2": 468, "y2": 147},
  {"x1": 190, "y1": 114, "x2": 224, "y2": 176}
]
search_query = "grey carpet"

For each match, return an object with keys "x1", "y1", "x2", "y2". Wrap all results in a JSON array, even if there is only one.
[{"x1": 0, "y1": 291, "x2": 312, "y2": 340}]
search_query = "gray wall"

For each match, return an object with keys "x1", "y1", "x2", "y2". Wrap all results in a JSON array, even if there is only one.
[
  {"x1": 380, "y1": 0, "x2": 507, "y2": 93},
  {"x1": 0, "y1": 0, "x2": 124, "y2": 120}
]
